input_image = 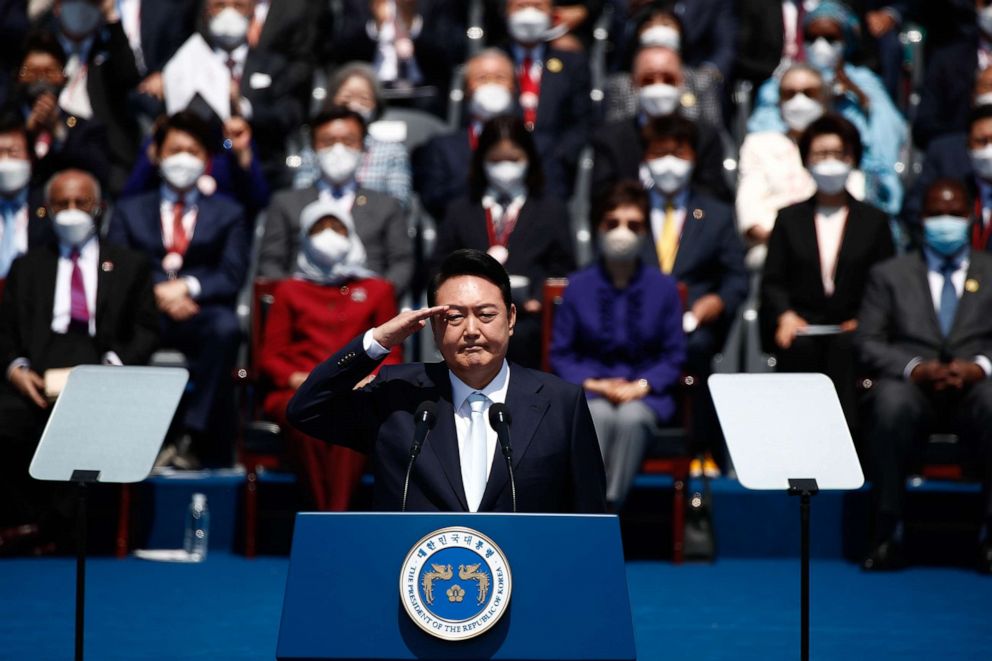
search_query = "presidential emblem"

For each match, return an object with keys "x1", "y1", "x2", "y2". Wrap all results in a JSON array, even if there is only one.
[{"x1": 399, "y1": 527, "x2": 511, "y2": 641}]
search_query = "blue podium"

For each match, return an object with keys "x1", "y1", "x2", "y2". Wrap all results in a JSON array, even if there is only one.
[{"x1": 277, "y1": 513, "x2": 636, "y2": 660}]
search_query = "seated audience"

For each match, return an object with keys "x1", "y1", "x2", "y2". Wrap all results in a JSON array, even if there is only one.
[
  {"x1": 737, "y1": 68, "x2": 868, "y2": 269},
  {"x1": 107, "y1": 112, "x2": 249, "y2": 468},
  {"x1": 0, "y1": 114, "x2": 53, "y2": 277},
  {"x1": 431, "y1": 116, "x2": 575, "y2": 368},
  {"x1": 293, "y1": 62, "x2": 412, "y2": 209},
  {"x1": 330, "y1": 0, "x2": 467, "y2": 118},
  {"x1": 38, "y1": 0, "x2": 142, "y2": 193},
  {"x1": 747, "y1": 0, "x2": 906, "y2": 217},
  {"x1": 735, "y1": 0, "x2": 810, "y2": 86},
  {"x1": 638, "y1": 113, "x2": 748, "y2": 468},
  {"x1": 413, "y1": 48, "x2": 517, "y2": 221},
  {"x1": 8, "y1": 31, "x2": 110, "y2": 189},
  {"x1": 592, "y1": 45, "x2": 732, "y2": 205},
  {"x1": 551, "y1": 181, "x2": 685, "y2": 510},
  {"x1": 855, "y1": 178, "x2": 992, "y2": 574},
  {"x1": 759, "y1": 114, "x2": 894, "y2": 431},
  {"x1": 603, "y1": 7, "x2": 723, "y2": 128},
  {"x1": 259, "y1": 108, "x2": 413, "y2": 297},
  {"x1": 0, "y1": 168, "x2": 157, "y2": 551},
  {"x1": 260, "y1": 200, "x2": 401, "y2": 511}
]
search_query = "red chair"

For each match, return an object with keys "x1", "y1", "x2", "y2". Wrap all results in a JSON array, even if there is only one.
[{"x1": 541, "y1": 278, "x2": 694, "y2": 563}]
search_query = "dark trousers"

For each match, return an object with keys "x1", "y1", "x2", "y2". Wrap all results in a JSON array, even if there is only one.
[
  {"x1": 864, "y1": 378, "x2": 992, "y2": 538},
  {"x1": 775, "y1": 333, "x2": 858, "y2": 435},
  {"x1": 160, "y1": 305, "x2": 241, "y2": 460}
]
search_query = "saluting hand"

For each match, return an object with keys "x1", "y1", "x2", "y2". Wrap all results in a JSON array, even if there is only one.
[{"x1": 372, "y1": 306, "x2": 449, "y2": 349}]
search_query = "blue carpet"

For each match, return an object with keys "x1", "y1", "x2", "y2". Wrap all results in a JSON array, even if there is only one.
[{"x1": 0, "y1": 555, "x2": 989, "y2": 660}]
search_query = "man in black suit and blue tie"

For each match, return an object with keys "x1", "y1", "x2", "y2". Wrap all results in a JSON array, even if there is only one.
[
  {"x1": 288, "y1": 249, "x2": 606, "y2": 513},
  {"x1": 856, "y1": 178, "x2": 992, "y2": 574},
  {"x1": 108, "y1": 111, "x2": 248, "y2": 467}
]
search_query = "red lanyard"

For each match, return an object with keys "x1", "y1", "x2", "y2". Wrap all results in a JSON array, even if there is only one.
[{"x1": 485, "y1": 203, "x2": 519, "y2": 248}]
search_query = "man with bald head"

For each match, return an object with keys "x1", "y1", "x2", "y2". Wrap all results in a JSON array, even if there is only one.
[
  {"x1": 856, "y1": 178, "x2": 992, "y2": 573},
  {"x1": 0, "y1": 168, "x2": 157, "y2": 551},
  {"x1": 413, "y1": 49, "x2": 518, "y2": 220},
  {"x1": 591, "y1": 45, "x2": 732, "y2": 204}
]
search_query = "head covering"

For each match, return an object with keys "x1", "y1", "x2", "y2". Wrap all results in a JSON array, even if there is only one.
[
  {"x1": 804, "y1": 1, "x2": 861, "y2": 57},
  {"x1": 295, "y1": 200, "x2": 376, "y2": 285}
]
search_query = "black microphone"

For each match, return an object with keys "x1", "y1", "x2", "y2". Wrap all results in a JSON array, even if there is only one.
[
  {"x1": 402, "y1": 402, "x2": 437, "y2": 512},
  {"x1": 488, "y1": 403, "x2": 517, "y2": 513}
]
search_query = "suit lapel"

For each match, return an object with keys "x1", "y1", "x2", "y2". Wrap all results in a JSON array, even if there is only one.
[
  {"x1": 672, "y1": 194, "x2": 705, "y2": 275},
  {"x1": 796, "y1": 200, "x2": 826, "y2": 298},
  {"x1": 911, "y1": 254, "x2": 944, "y2": 340},
  {"x1": 36, "y1": 247, "x2": 59, "y2": 333},
  {"x1": 421, "y1": 362, "x2": 469, "y2": 510},
  {"x1": 950, "y1": 254, "x2": 990, "y2": 339},
  {"x1": 478, "y1": 366, "x2": 549, "y2": 510}
]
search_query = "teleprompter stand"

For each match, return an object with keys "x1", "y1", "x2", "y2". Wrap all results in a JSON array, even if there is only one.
[
  {"x1": 709, "y1": 374, "x2": 864, "y2": 661},
  {"x1": 29, "y1": 366, "x2": 188, "y2": 661}
]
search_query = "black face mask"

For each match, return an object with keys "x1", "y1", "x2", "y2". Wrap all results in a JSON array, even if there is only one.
[{"x1": 19, "y1": 81, "x2": 63, "y2": 106}]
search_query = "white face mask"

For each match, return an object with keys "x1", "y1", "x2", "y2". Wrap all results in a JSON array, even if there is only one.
[
  {"x1": 53, "y1": 208, "x2": 96, "y2": 247},
  {"x1": 805, "y1": 37, "x2": 843, "y2": 73},
  {"x1": 507, "y1": 7, "x2": 551, "y2": 44},
  {"x1": 469, "y1": 83, "x2": 514, "y2": 121},
  {"x1": 60, "y1": 1, "x2": 104, "y2": 37},
  {"x1": 809, "y1": 158, "x2": 851, "y2": 194},
  {"x1": 639, "y1": 83, "x2": 681, "y2": 118},
  {"x1": 601, "y1": 226, "x2": 642, "y2": 262},
  {"x1": 780, "y1": 93, "x2": 824, "y2": 132},
  {"x1": 485, "y1": 160, "x2": 528, "y2": 197},
  {"x1": 0, "y1": 159, "x2": 31, "y2": 194},
  {"x1": 639, "y1": 25, "x2": 681, "y2": 51},
  {"x1": 980, "y1": 6, "x2": 992, "y2": 37},
  {"x1": 971, "y1": 145, "x2": 992, "y2": 181},
  {"x1": 647, "y1": 155, "x2": 693, "y2": 194},
  {"x1": 305, "y1": 229, "x2": 351, "y2": 269},
  {"x1": 976, "y1": 93, "x2": 992, "y2": 108},
  {"x1": 209, "y1": 7, "x2": 250, "y2": 50},
  {"x1": 318, "y1": 144, "x2": 362, "y2": 185},
  {"x1": 160, "y1": 152, "x2": 206, "y2": 191}
]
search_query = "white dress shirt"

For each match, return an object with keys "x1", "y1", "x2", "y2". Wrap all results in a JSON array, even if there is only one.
[
  {"x1": 0, "y1": 196, "x2": 30, "y2": 265},
  {"x1": 160, "y1": 186, "x2": 202, "y2": 298}
]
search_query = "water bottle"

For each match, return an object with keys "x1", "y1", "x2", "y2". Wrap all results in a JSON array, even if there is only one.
[{"x1": 183, "y1": 493, "x2": 209, "y2": 561}]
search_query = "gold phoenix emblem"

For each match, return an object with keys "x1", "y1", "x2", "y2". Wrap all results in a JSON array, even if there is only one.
[
  {"x1": 458, "y1": 564, "x2": 490, "y2": 605},
  {"x1": 421, "y1": 564, "x2": 452, "y2": 605}
]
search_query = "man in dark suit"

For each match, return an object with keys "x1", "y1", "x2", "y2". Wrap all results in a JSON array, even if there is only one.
[
  {"x1": 107, "y1": 112, "x2": 248, "y2": 467},
  {"x1": 259, "y1": 107, "x2": 413, "y2": 296},
  {"x1": 591, "y1": 45, "x2": 732, "y2": 204},
  {"x1": 288, "y1": 249, "x2": 607, "y2": 513},
  {"x1": 0, "y1": 168, "x2": 157, "y2": 550},
  {"x1": 0, "y1": 114, "x2": 55, "y2": 278},
  {"x1": 413, "y1": 49, "x2": 517, "y2": 221},
  {"x1": 857, "y1": 178, "x2": 992, "y2": 573},
  {"x1": 248, "y1": 0, "x2": 326, "y2": 109},
  {"x1": 637, "y1": 114, "x2": 747, "y2": 468}
]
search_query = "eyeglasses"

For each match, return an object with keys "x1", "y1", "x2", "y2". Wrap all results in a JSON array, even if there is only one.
[
  {"x1": 602, "y1": 217, "x2": 646, "y2": 233},
  {"x1": 807, "y1": 149, "x2": 848, "y2": 161},
  {"x1": 780, "y1": 86, "x2": 822, "y2": 101}
]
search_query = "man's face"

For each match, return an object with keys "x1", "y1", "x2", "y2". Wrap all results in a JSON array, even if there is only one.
[
  {"x1": 969, "y1": 117, "x2": 992, "y2": 150},
  {"x1": 632, "y1": 47, "x2": 683, "y2": 89},
  {"x1": 48, "y1": 171, "x2": 99, "y2": 214},
  {"x1": 506, "y1": 0, "x2": 552, "y2": 14},
  {"x1": 780, "y1": 68, "x2": 824, "y2": 104},
  {"x1": 205, "y1": 0, "x2": 254, "y2": 19},
  {"x1": 975, "y1": 67, "x2": 992, "y2": 98},
  {"x1": 432, "y1": 276, "x2": 516, "y2": 386},
  {"x1": 0, "y1": 131, "x2": 29, "y2": 161},
  {"x1": 313, "y1": 118, "x2": 364, "y2": 152},
  {"x1": 157, "y1": 128, "x2": 208, "y2": 163},
  {"x1": 924, "y1": 184, "x2": 969, "y2": 218},
  {"x1": 465, "y1": 54, "x2": 514, "y2": 98},
  {"x1": 644, "y1": 136, "x2": 695, "y2": 163},
  {"x1": 19, "y1": 52, "x2": 67, "y2": 88},
  {"x1": 807, "y1": 133, "x2": 853, "y2": 167}
]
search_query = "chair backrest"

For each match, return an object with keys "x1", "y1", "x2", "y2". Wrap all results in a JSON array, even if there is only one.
[{"x1": 541, "y1": 278, "x2": 570, "y2": 372}]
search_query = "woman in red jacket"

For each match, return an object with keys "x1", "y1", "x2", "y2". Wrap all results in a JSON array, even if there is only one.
[{"x1": 260, "y1": 200, "x2": 401, "y2": 511}]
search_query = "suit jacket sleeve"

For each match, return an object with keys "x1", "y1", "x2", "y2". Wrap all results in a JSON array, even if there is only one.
[
  {"x1": 549, "y1": 280, "x2": 599, "y2": 386},
  {"x1": 855, "y1": 263, "x2": 916, "y2": 378},
  {"x1": 759, "y1": 209, "x2": 795, "y2": 342},
  {"x1": 258, "y1": 195, "x2": 295, "y2": 279},
  {"x1": 713, "y1": 209, "x2": 750, "y2": 316},
  {"x1": 103, "y1": 21, "x2": 142, "y2": 90},
  {"x1": 182, "y1": 204, "x2": 249, "y2": 302},
  {"x1": 568, "y1": 385, "x2": 608, "y2": 513},
  {"x1": 0, "y1": 256, "x2": 26, "y2": 370},
  {"x1": 286, "y1": 334, "x2": 386, "y2": 453},
  {"x1": 636, "y1": 282, "x2": 687, "y2": 393},
  {"x1": 553, "y1": 53, "x2": 593, "y2": 175},
  {"x1": 108, "y1": 254, "x2": 159, "y2": 365}
]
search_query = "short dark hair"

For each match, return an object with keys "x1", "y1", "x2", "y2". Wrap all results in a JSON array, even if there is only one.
[
  {"x1": 310, "y1": 106, "x2": 368, "y2": 142},
  {"x1": 641, "y1": 113, "x2": 699, "y2": 153},
  {"x1": 21, "y1": 30, "x2": 68, "y2": 69},
  {"x1": 153, "y1": 111, "x2": 216, "y2": 155},
  {"x1": 925, "y1": 177, "x2": 973, "y2": 211},
  {"x1": 969, "y1": 104, "x2": 992, "y2": 130},
  {"x1": 469, "y1": 115, "x2": 544, "y2": 201},
  {"x1": 797, "y1": 113, "x2": 863, "y2": 165},
  {"x1": 593, "y1": 180, "x2": 649, "y2": 229},
  {"x1": 428, "y1": 249, "x2": 513, "y2": 311},
  {"x1": 0, "y1": 112, "x2": 29, "y2": 146}
]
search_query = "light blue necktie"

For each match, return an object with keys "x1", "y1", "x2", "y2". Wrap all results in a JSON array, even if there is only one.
[
  {"x1": 0, "y1": 201, "x2": 20, "y2": 277},
  {"x1": 462, "y1": 392, "x2": 489, "y2": 512},
  {"x1": 938, "y1": 260, "x2": 958, "y2": 337}
]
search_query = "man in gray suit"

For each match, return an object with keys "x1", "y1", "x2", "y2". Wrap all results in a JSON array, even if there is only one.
[
  {"x1": 856, "y1": 178, "x2": 992, "y2": 574},
  {"x1": 257, "y1": 107, "x2": 413, "y2": 296}
]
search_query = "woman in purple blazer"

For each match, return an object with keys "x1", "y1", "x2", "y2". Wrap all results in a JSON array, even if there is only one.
[{"x1": 550, "y1": 181, "x2": 686, "y2": 510}]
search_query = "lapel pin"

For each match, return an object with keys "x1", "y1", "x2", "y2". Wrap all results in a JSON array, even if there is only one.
[
  {"x1": 546, "y1": 57, "x2": 563, "y2": 73},
  {"x1": 66, "y1": 116, "x2": 77, "y2": 128},
  {"x1": 356, "y1": 195, "x2": 367, "y2": 206},
  {"x1": 101, "y1": 261, "x2": 114, "y2": 272},
  {"x1": 681, "y1": 91, "x2": 697, "y2": 108},
  {"x1": 966, "y1": 278, "x2": 979, "y2": 293},
  {"x1": 692, "y1": 208, "x2": 704, "y2": 220},
  {"x1": 36, "y1": 207, "x2": 46, "y2": 218}
]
